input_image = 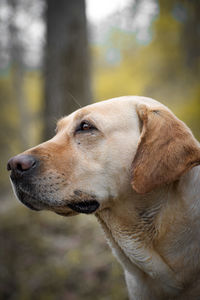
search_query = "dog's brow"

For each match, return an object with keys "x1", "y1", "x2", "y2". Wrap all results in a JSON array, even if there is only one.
[
  {"x1": 56, "y1": 118, "x2": 67, "y2": 132},
  {"x1": 73, "y1": 110, "x2": 90, "y2": 122}
]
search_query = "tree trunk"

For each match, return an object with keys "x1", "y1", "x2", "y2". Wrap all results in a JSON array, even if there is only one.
[
  {"x1": 181, "y1": 0, "x2": 200, "y2": 73},
  {"x1": 9, "y1": 0, "x2": 31, "y2": 150},
  {"x1": 44, "y1": 0, "x2": 91, "y2": 139}
]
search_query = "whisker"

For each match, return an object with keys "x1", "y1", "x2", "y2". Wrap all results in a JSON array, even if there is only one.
[{"x1": 66, "y1": 91, "x2": 82, "y2": 109}]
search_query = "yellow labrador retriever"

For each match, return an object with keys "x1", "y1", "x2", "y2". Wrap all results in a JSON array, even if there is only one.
[{"x1": 7, "y1": 96, "x2": 200, "y2": 300}]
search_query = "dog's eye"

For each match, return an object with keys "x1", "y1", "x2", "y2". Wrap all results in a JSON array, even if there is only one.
[{"x1": 76, "y1": 121, "x2": 97, "y2": 133}]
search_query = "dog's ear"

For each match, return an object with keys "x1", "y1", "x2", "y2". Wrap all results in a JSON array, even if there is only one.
[{"x1": 131, "y1": 104, "x2": 200, "y2": 194}]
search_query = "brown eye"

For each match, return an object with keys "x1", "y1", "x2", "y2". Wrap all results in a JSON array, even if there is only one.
[
  {"x1": 76, "y1": 121, "x2": 97, "y2": 133},
  {"x1": 81, "y1": 122, "x2": 90, "y2": 130}
]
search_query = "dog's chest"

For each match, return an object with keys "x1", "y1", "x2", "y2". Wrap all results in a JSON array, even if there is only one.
[{"x1": 96, "y1": 209, "x2": 183, "y2": 298}]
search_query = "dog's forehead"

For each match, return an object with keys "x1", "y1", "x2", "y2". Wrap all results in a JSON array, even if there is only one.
[
  {"x1": 76, "y1": 98, "x2": 135, "y2": 119},
  {"x1": 73, "y1": 96, "x2": 164, "y2": 118},
  {"x1": 57, "y1": 96, "x2": 164, "y2": 131},
  {"x1": 59, "y1": 98, "x2": 137, "y2": 131}
]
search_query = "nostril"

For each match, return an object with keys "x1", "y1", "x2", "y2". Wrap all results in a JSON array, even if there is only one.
[
  {"x1": 7, "y1": 162, "x2": 11, "y2": 171},
  {"x1": 17, "y1": 158, "x2": 35, "y2": 172},
  {"x1": 7, "y1": 155, "x2": 37, "y2": 173},
  {"x1": 16, "y1": 162, "x2": 25, "y2": 172}
]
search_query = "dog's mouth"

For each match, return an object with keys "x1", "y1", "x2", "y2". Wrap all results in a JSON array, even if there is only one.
[
  {"x1": 67, "y1": 201, "x2": 100, "y2": 214},
  {"x1": 13, "y1": 185, "x2": 44, "y2": 211},
  {"x1": 54, "y1": 201, "x2": 100, "y2": 216},
  {"x1": 11, "y1": 181, "x2": 100, "y2": 215}
]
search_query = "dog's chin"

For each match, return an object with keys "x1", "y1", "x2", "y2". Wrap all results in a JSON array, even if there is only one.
[
  {"x1": 14, "y1": 187, "x2": 43, "y2": 211},
  {"x1": 12, "y1": 184, "x2": 100, "y2": 216},
  {"x1": 55, "y1": 211, "x2": 79, "y2": 217}
]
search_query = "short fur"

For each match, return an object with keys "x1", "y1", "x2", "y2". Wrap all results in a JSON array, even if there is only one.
[{"x1": 8, "y1": 96, "x2": 200, "y2": 300}]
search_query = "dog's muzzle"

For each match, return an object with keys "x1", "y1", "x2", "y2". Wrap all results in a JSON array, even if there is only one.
[
  {"x1": 7, "y1": 154, "x2": 100, "y2": 215},
  {"x1": 7, "y1": 154, "x2": 42, "y2": 210}
]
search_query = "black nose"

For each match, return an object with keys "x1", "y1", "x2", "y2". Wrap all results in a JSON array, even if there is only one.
[{"x1": 7, "y1": 154, "x2": 37, "y2": 174}]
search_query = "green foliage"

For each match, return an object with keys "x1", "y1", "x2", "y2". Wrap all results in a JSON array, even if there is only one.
[
  {"x1": 92, "y1": 0, "x2": 200, "y2": 139},
  {"x1": 0, "y1": 76, "x2": 19, "y2": 188},
  {"x1": 0, "y1": 70, "x2": 43, "y2": 190}
]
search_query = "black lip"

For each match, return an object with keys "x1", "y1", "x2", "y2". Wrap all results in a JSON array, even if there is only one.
[
  {"x1": 67, "y1": 200, "x2": 100, "y2": 214},
  {"x1": 21, "y1": 199, "x2": 41, "y2": 211},
  {"x1": 55, "y1": 211, "x2": 78, "y2": 217},
  {"x1": 15, "y1": 186, "x2": 41, "y2": 211}
]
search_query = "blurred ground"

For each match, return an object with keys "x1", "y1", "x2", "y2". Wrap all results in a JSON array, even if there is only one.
[{"x1": 0, "y1": 192, "x2": 128, "y2": 300}]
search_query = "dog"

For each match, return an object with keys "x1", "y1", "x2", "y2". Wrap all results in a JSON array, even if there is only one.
[{"x1": 7, "y1": 96, "x2": 200, "y2": 299}]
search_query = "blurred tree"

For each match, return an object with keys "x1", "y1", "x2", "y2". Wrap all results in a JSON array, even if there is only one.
[
  {"x1": 93, "y1": 0, "x2": 200, "y2": 138},
  {"x1": 8, "y1": 0, "x2": 30, "y2": 150},
  {"x1": 0, "y1": 0, "x2": 44, "y2": 189},
  {"x1": 175, "y1": 0, "x2": 200, "y2": 73},
  {"x1": 44, "y1": 0, "x2": 91, "y2": 139},
  {"x1": 152, "y1": 0, "x2": 200, "y2": 136},
  {"x1": 156, "y1": 0, "x2": 200, "y2": 74}
]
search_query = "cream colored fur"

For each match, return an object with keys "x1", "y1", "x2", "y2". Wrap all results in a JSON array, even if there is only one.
[{"x1": 10, "y1": 96, "x2": 200, "y2": 299}]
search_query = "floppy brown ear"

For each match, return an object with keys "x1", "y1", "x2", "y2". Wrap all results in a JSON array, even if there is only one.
[{"x1": 131, "y1": 104, "x2": 200, "y2": 194}]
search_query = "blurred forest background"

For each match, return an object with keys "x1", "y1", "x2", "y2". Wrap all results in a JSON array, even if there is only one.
[{"x1": 0, "y1": 0, "x2": 199, "y2": 299}]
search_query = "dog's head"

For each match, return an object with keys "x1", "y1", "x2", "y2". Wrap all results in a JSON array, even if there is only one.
[{"x1": 7, "y1": 96, "x2": 200, "y2": 215}]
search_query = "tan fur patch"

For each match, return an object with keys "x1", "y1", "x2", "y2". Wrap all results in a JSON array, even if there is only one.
[{"x1": 132, "y1": 104, "x2": 200, "y2": 194}]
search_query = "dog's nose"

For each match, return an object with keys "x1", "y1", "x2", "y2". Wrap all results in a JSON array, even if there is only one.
[{"x1": 7, "y1": 154, "x2": 37, "y2": 173}]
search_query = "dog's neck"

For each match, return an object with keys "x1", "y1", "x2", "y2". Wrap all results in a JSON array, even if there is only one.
[{"x1": 96, "y1": 166, "x2": 200, "y2": 298}]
